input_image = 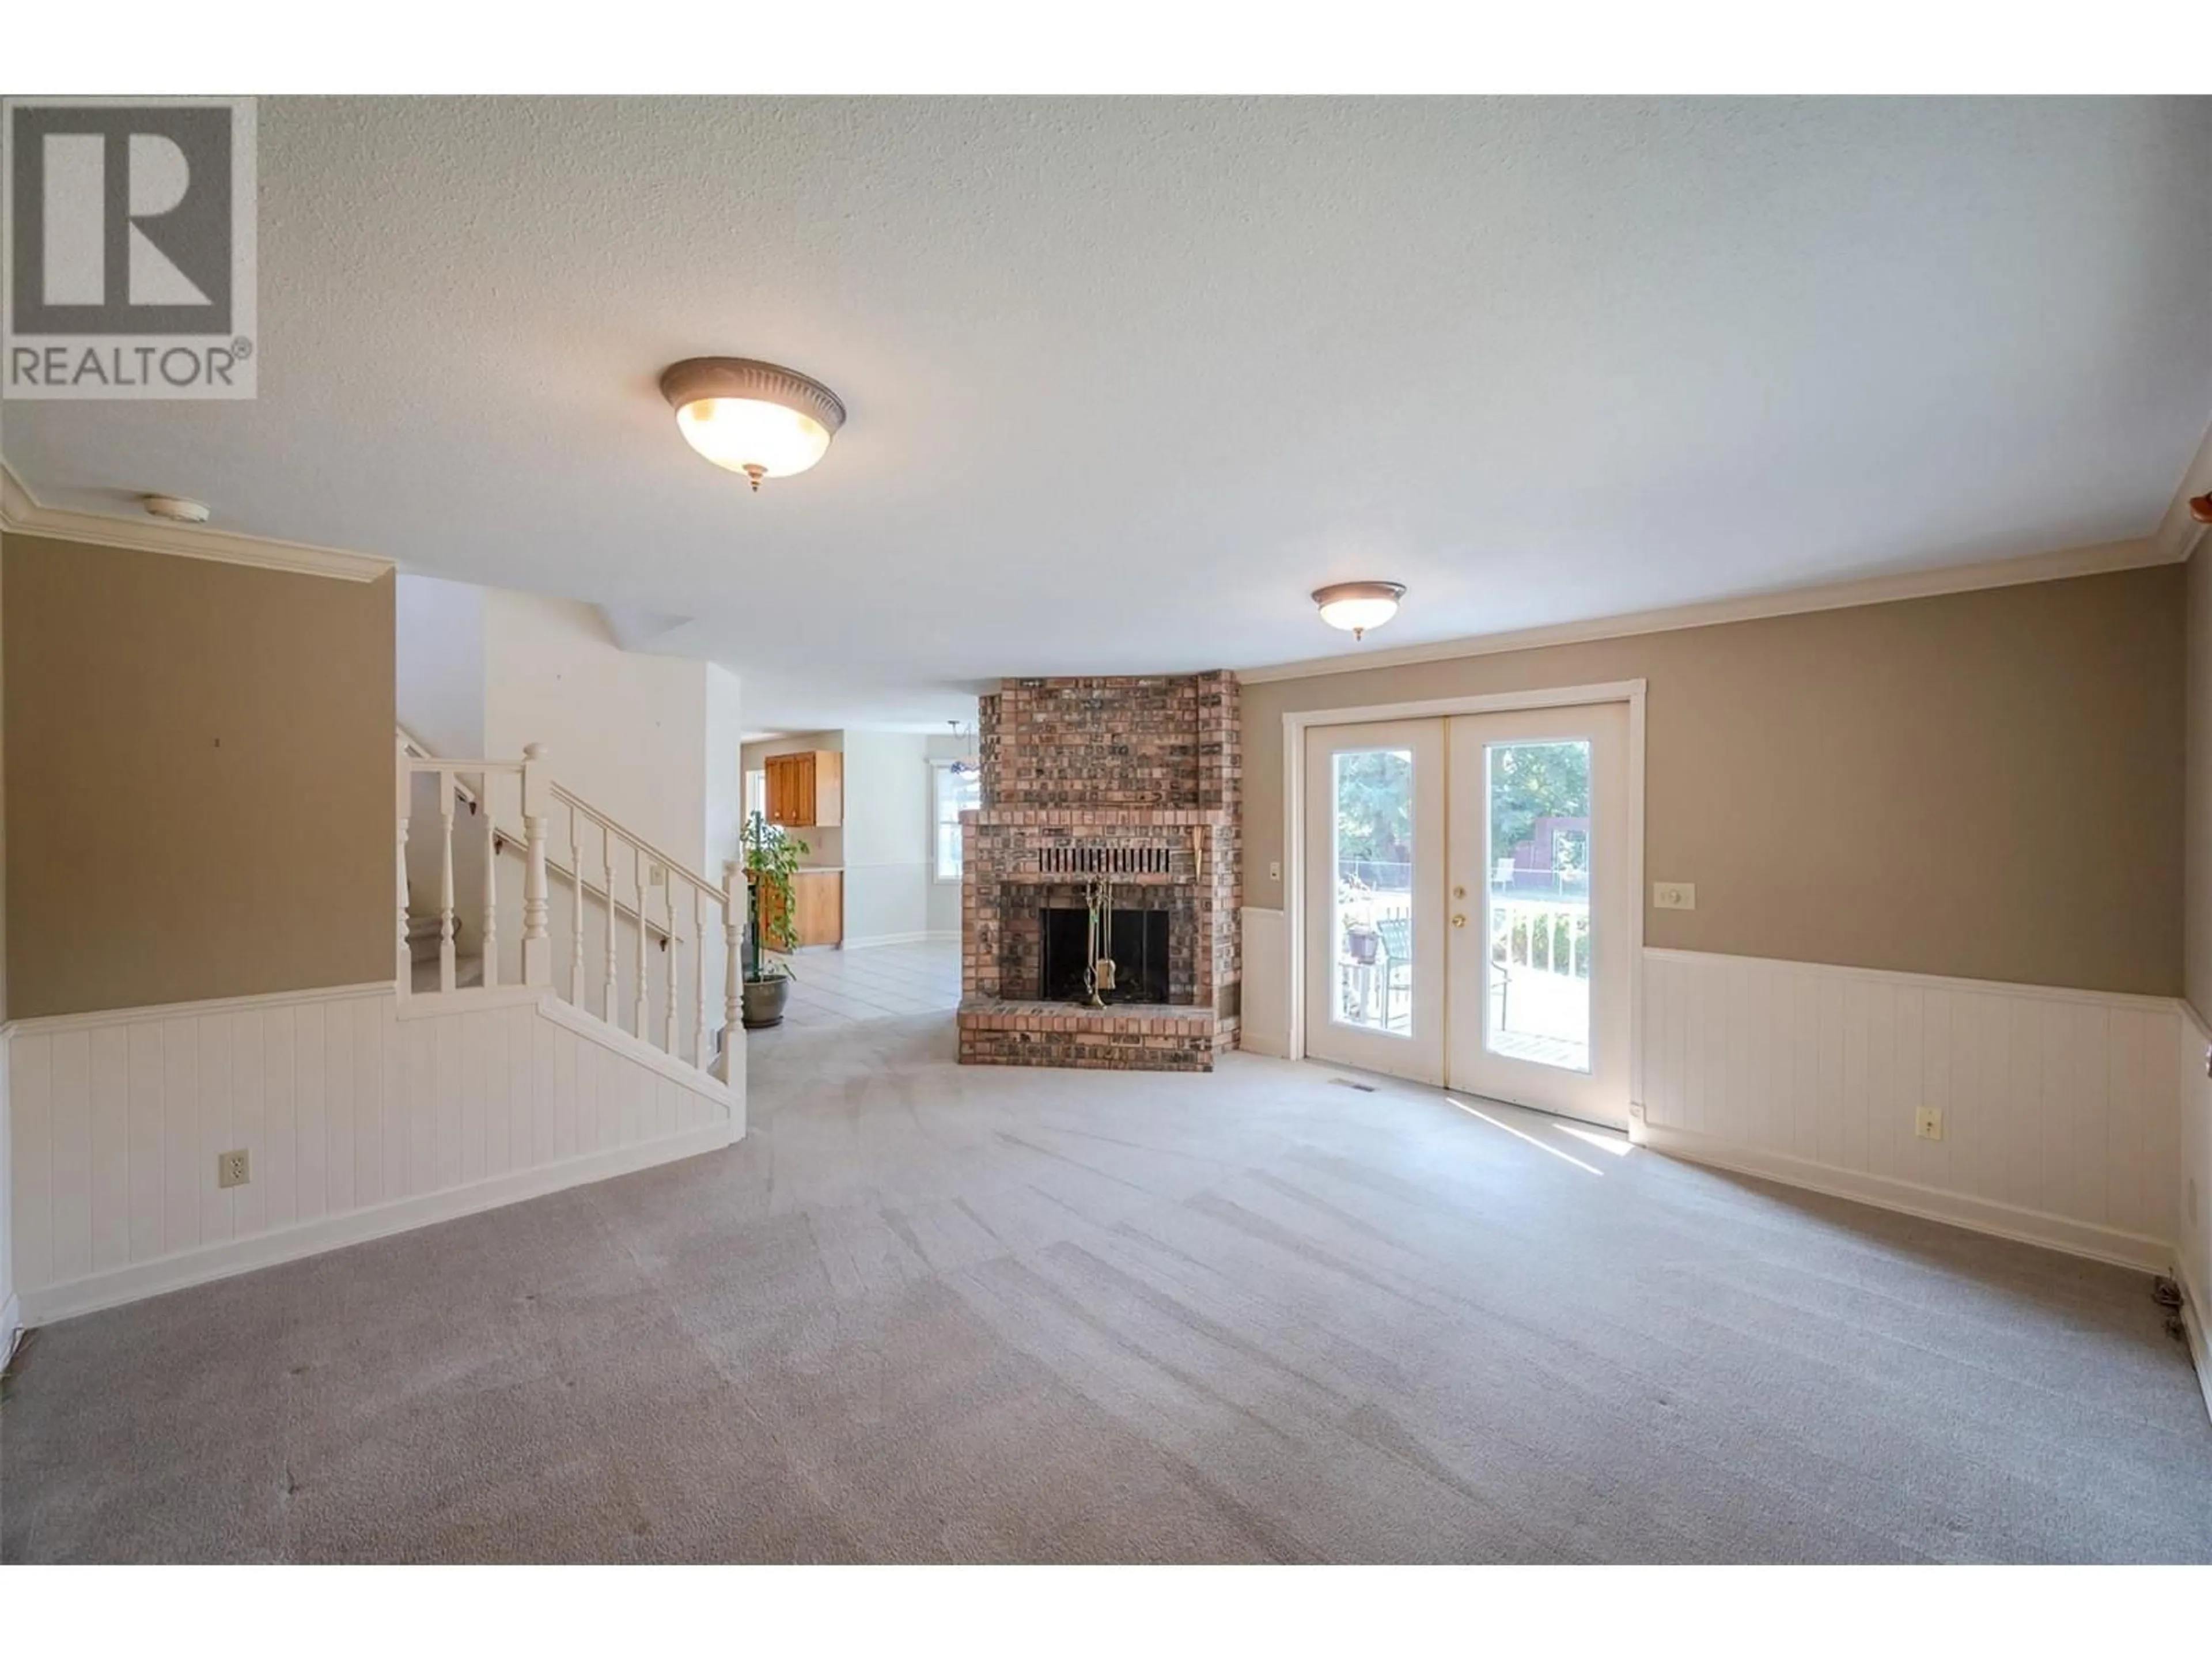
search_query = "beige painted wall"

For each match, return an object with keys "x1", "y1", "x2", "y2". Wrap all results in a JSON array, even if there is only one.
[
  {"x1": 2, "y1": 533, "x2": 396, "y2": 1017},
  {"x1": 1244, "y1": 565, "x2": 2184, "y2": 997}
]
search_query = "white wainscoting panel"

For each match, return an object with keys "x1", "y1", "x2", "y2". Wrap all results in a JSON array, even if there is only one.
[
  {"x1": 2177, "y1": 1003, "x2": 2212, "y2": 1421},
  {"x1": 1, "y1": 1029, "x2": 16, "y2": 1359},
  {"x1": 1641, "y1": 949, "x2": 2180, "y2": 1270},
  {"x1": 1240, "y1": 908, "x2": 1288, "y2": 1057},
  {"x1": 8, "y1": 983, "x2": 736, "y2": 1323}
]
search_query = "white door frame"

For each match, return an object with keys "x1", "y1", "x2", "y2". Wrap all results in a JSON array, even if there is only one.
[{"x1": 1281, "y1": 679, "x2": 1648, "y2": 1128}]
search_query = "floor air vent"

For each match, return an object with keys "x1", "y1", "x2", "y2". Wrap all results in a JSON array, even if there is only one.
[{"x1": 1330, "y1": 1077, "x2": 1377, "y2": 1093}]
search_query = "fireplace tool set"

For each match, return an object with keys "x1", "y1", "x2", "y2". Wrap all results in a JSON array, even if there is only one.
[{"x1": 1082, "y1": 874, "x2": 1119, "y2": 1007}]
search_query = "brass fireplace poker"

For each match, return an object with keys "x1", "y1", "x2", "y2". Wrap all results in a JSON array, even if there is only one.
[{"x1": 1082, "y1": 874, "x2": 1119, "y2": 1008}]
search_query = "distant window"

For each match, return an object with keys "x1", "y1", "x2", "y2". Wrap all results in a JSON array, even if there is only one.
[
  {"x1": 932, "y1": 761, "x2": 981, "y2": 882},
  {"x1": 745, "y1": 768, "x2": 766, "y2": 823}
]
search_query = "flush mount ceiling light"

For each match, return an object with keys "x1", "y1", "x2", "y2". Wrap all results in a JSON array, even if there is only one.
[
  {"x1": 1312, "y1": 581, "x2": 1406, "y2": 641},
  {"x1": 660, "y1": 358, "x2": 847, "y2": 491},
  {"x1": 141, "y1": 494, "x2": 210, "y2": 524}
]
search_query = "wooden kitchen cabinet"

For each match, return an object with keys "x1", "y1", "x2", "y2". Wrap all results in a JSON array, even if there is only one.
[
  {"x1": 764, "y1": 750, "x2": 843, "y2": 828},
  {"x1": 756, "y1": 868, "x2": 844, "y2": 949}
]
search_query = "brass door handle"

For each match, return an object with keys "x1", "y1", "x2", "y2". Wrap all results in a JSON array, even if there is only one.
[{"x1": 1451, "y1": 914, "x2": 1467, "y2": 927}]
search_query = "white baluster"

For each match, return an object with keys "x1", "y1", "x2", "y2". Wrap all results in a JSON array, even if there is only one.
[
  {"x1": 568, "y1": 804, "x2": 585, "y2": 1004},
  {"x1": 692, "y1": 885, "x2": 709, "y2": 1071},
  {"x1": 395, "y1": 742, "x2": 412, "y2": 995},
  {"x1": 634, "y1": 856, "x2": 650, "y2": 1038},
  {"x1": 603, "y1": 826, "x2": 619, "y2": 1024},
  {"x1": 480, "y1": 770, "x2": 499, "y2": 990},
  {"x1": 718, "y1": 861, "x2": 743, "y2": 1084},
  {"x1": 438, "y1": 772, "x2": 457, "y2": 995},
  {"x1": 520, "y1": 743, "x2": 551, "y2": 987},
  {"x1": 664, "y1": 877, "x2": 680, "y2": 1055}
]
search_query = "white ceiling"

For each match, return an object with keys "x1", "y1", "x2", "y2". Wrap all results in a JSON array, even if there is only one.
[{"x1": 7, "y1": 97, "x2": 2211, "y2": 729}]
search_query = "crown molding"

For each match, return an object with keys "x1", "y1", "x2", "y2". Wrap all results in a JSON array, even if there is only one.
[
  {"x1": 1234, "y1": 535, "x2": 2173, "y2": 684},
  {"x1": 0, "y1": 459, "x2": 392, "y2": 582}
]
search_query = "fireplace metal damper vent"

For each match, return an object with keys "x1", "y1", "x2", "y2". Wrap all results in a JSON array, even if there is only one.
[{"x1": 1039, "y1": 907, "x2": 1170, "y2": 1005}]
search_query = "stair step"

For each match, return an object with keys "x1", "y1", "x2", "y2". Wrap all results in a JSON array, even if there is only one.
[{"x1": 410, "y1": 955, "x2": 486, "y2": 994}]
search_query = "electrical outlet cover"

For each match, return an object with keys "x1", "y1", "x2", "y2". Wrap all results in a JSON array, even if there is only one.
[
  {"x1": 218, "y1": 1149, "x2": 250, "y2": 1188},
  {"x1": 1914, "y1": 1108, "x2": 1943, "y2": 1142}
]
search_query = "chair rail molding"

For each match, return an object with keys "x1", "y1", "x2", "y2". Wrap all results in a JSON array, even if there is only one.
[{"x1": 1, "y1": 458, "x2": 392, "y2": 582}]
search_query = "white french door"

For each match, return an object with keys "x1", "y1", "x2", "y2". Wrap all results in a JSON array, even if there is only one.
[
  {"x1": 1444, "y1": 703, "x2": 1631, "y2": 1128},
  {"x1": 1300, "y1": 699, "x2": 1633, "y2": 1127},
  {"x1": 1302, "y1": 720, "x2": 1446, "y2": 1084}
]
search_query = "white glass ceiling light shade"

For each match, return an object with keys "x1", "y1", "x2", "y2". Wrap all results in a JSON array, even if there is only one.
[
  {"x1": 660, "y1": 358, "x2": 847, "y2": 491},
  {"x1": 1312, "y1": 581, "x2": 1407, "y2": 641}
]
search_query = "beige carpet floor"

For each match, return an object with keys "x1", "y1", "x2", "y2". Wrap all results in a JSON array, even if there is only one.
[{"x1": 4, "y1": 1009, "x2": 2209, "y2": 1563}]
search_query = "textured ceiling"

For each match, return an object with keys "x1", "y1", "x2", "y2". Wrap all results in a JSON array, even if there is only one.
[{"x1": 6, "y1": 96, "x2": 2212, "y2": 729}]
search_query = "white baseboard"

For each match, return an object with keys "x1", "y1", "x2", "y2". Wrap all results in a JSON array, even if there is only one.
[
  {"x1": 1640, "y1": 1123, "x2": 2173, "y2": 1274},
  {"x1": 20, "y1": 1123, "x2": 729, "y2": 1327},
  {"x1": 843, "y1": 930, "x2": 955, "y2": 949}
]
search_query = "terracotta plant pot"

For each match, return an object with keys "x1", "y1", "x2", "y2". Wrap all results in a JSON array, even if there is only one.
[{"x1": 741, "y1": 976, "x2": 791, "y2": 1029}]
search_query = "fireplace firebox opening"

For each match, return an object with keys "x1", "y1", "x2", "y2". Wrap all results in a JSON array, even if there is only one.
[{"x1": 1039, "y1": 907, "x2": 1171, "y2": 1005}]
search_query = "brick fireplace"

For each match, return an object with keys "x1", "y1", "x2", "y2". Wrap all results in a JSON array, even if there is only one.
[{"x1": 958, "y1": 672, "x2": 1241, "y2": 1070}]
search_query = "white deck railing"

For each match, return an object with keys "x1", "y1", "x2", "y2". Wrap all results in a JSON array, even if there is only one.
[
  {"x1": 397, "y1": 735, "x2": 741, "y2": 1083},
  {"x1": 1491, "y1": 893, "x2": 1590, "y2": 980}
]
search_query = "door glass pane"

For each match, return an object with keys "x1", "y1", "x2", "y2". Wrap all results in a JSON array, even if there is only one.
[
  {"x1": 1332, "y1": 748, "x2": 1414, "y2": 1035},
  {"x1": 1486, "y1": 740, "x2": 1592, "y2": 1071}
]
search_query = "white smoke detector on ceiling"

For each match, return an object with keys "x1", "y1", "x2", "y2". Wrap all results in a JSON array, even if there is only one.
[{"x1": 141, "y1": 494, "x2": 210, "y2": 524}]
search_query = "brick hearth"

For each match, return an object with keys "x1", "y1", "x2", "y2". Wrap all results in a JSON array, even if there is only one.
[{"x1": 959, "y1": 673, "x2": 1241, "y2": 1070}]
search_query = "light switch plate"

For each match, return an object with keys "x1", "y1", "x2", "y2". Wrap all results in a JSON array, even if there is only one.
[
  {"x1": 1653, "y1": 881, "x2": 1696, "y2": 911},
  {"x1": 1268, "y1": 861, "x2": 1281, "y2": 882}
]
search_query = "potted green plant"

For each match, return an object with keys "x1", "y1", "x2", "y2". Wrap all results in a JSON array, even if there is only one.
[{"x1": 741, "y1": 810, "x2": 808, "y2": 1028}]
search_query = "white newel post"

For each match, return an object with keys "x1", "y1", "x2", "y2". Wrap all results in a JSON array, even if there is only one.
[
  {"x1": 395, "y1": 739, "x2": 412, "y2": 995},
  {"x1": 521, "y1": 743, "x2": 552, "y2": 987},
  {"x1": 719, "y1": 859, "x2": 743, "y2": 1083}
]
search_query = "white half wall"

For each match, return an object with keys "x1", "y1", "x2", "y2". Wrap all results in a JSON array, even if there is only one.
[
  {"x1": 6, "y1": 982, "x2": 737, "y2": 1324},
  {"x1": 1641, "y1": 949, "x2": 2180, "y2": 1271}
]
